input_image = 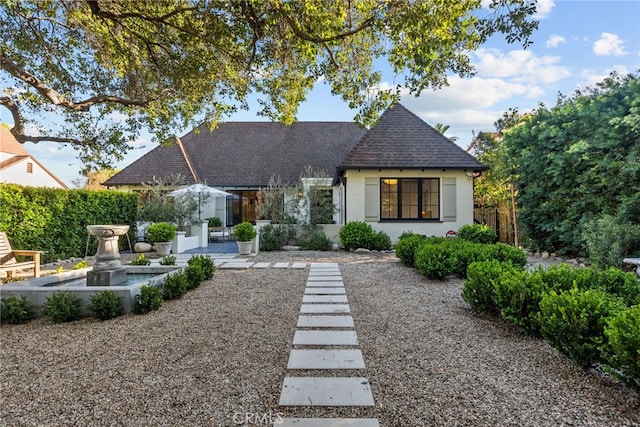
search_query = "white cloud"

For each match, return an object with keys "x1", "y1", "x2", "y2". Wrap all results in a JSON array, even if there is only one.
[
  {"x1": 534, "y1": 0, "x2": 555, "y2": 19},
  {"x1": 473, "y1": 48, "x2": 572, "y2": 84},
  {"x1": 580, "y1": 65, "x2": 631, "y2": 88},
  {"x1": 546, "y1": 34, "x2": 566, "y2": 48},
  {"x1": 593, "y1": 32, "x2": 627, "y2": 56}
]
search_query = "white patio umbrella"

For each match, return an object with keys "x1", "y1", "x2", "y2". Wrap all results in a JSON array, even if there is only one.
[{"x1": 168, "y1": 183, "x2": 232, "y2": 221}]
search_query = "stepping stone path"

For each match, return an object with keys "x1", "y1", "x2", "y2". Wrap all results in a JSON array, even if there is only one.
[{"x1": 278, "y1": 263, "x2": 379, "y2": 427}]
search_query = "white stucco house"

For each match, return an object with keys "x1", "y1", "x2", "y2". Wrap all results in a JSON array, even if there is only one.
[
  {"x1": 0, "y1": 126, "x2": 68, "y2": 190},
  {"x1": 104, "y1": 103, "x2": 488, "y2": 242}
]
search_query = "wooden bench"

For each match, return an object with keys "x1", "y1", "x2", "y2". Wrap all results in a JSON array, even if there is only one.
[
  {"x1": 0, "y1": 232, "x2": 41, "y2": 279},
  {"x1": 623, "y1": 258, "x2": 640, "y2": 278}
]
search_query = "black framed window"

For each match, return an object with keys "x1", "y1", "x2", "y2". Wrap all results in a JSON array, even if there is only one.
[{"x1": 381, "y1": 178, "x2": 439, "y2": 220}]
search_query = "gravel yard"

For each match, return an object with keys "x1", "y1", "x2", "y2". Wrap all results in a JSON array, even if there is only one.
[{"x1": 1, "y1": 251, "x2": 639, "y2": 426}]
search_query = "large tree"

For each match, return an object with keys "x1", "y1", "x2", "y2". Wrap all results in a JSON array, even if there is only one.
[
  {"x1": 1, "y1": 0, "x2": 537, "y2": 170},
  {"x1": 503, "y1": 72, "x2": 640, "y2": 256}
]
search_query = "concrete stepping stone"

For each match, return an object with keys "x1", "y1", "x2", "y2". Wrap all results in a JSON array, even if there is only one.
[
  {"x1": 218, "y1": 262, "x2": 254, "y2": 269},
  {"x1": 305, "y1": 287, "x2": 346, "y2": 295},
  {"x1": 293, "y1": 330, "x2": 358, "y2": 345},
  {"x1": 291, "y1": 262, "x2": 307, "y2": 269},
  {"x1": 300, "y1": 304, "x2": 350, "y2": 314},
  {"x1": 307, "y1": 276, "x2": 343, "y2": 281},
  {"x1": 306, "y1": 281, "x2": 344, "y2": 287},
  {"x1": 252, "y1": 262, "x2": 270, "y2": 268},
  {"x1": 287, "y1": 349, "x2": 365, "y2": 369},
  {"x1": 310, "y1": 262, "x2": 339, "y2": 268},
  {"x1": 279, "y1": 419, "x2": 379, "y2": 427},
  {"x1": 273, "y1": 262, "x2": 290, "y2": 268},
  {"x1": 279, "y1": 377, "x2": 374, "y2": 406},
  {"x1": 302, "y1": 295, "x2": 348, "y2": 303},
  {"x1": 297, "y1": 315, "x2": 355, "y2": 328}
]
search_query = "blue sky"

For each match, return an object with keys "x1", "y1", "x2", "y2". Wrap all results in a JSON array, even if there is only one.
[{"x1": 4, "y1": 0, "x2": 640, "y2": 187}]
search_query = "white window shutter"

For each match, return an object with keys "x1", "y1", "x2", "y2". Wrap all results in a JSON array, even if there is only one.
[
  {"x1": 364, "y1": 177, "x2": 379, "y2": 222},
  {"x1": 442, "y1": 177, "x2": 456, "y2": 222}
]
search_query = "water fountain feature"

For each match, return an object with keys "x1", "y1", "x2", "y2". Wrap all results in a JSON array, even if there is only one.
[
  {"x1": 1, "y1": 225, "x2": 179, "y2": 315},
  {"x1": 86, "y1": 225, "x2": 129, "y2": 286}
]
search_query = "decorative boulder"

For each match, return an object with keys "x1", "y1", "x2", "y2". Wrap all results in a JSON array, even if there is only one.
[{"x1": 134, "y1": 242, "x2": 153, "y2": 253}]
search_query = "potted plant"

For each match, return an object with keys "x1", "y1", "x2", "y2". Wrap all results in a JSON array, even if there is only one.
[
  {"x1": 233, "y1": 221, "x2": 256, "y2": 255},
  {"x1": 146, "y1": 222, "x2": 177, "y2": 256}
]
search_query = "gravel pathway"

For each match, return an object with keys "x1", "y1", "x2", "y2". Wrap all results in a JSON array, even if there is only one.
[{"x1": 1, "y1": 251, "x2": 639, "y2": 426}]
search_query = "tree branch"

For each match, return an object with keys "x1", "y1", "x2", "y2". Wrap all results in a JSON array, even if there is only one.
[
  {"x1": 276, "y1": 8, "x2": 378, "y2": 43},
  {"x1": 1, "y1": 53, "x2": 175, "y2": 111},
  {"x1": 0, "y1": 96, "x2": 90, "y2": 146}
]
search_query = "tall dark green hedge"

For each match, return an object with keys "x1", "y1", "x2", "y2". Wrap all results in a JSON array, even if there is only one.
[
  {"x1": 503, "y1": 72, "x2": 640, "y2": 256},
  {"x1": 0, "y1": 184, "x2": 138, "y2": 262}
]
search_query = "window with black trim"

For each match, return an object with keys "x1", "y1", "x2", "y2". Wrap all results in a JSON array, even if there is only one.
[{"x1": 381, "y1": 178, "x2": 439, "y2": 220}]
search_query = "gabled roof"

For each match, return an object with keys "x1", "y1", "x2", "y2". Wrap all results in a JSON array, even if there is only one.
[
  {"x1": 105, "y1": 122, "x2": 366, "y2": 187},
  {"x1": 0, "y1": 127, "x2": 29, "y2": 156},
  {"x1": 0, "y1": 127, "x2": 68, "y2": 189},
  {"x1": 338, "y1": 103, "x2": 488, "y2": 171}
]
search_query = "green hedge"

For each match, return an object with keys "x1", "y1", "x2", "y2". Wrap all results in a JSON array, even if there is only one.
[
  {"x1": 461, "y1": 258, "x2": 640, "y2": 390},
  {"x1": 0, "y1": 184, "x2": 138, "y2": 262},
  {"x1": 399, "y1": 235, "x2": 527, "y2": 280}
]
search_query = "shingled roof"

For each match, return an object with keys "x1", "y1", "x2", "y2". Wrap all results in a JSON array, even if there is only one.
[
  {"x1": 338, "y1": 103, "x2": 488, "y2": 171},
  {"x1": 105, "y1": 122, "x2": 366, "y2": 187}
]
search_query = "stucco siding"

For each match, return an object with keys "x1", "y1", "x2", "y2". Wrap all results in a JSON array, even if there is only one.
[{"x1": 343, "y1": 169, "x2": 475, "y2": 242}]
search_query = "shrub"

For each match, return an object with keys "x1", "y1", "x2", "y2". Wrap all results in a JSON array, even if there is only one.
[
  {"x1": 490, "y1": 243, "x2": 527, "y2": 268},
  {"x1": 146, "y1": 222, "x2": 177, "y2": 243},
  {"x1": 188, "y1": 255, "x2": 215, "y2": 280},
  {"x1": 536, "y1": 263, "x2": 579, "y2": 293},
  {"x1": 582, "y1": 213, "x2": 640, "y2": 269},
  {"x1": 44, "y1": 291, "x2": 81, "y2": 323},
  {"x1": 371, "y1": 231, "x2": 392, "y2": 250},
  {"x1": 159, "y1": 255, "x2": 176, "y2": 266},
  {"x1": 1, "y1": 295, "x2": 34, "y2": 324},
  {"x1": 296, "y1": 229, "x2": 333, "y2": 251},
  {"x1": 73, "y1": 260, "x2": 89, "y2": 269},
  {"x1": 589, "y1": 267, "x2": 640, "y2": 307},
  {"x1": 134, "y1": 284, "x2": 163, "y2": 314},
  {"x1": 539, "y1": 288, "x2": 624, "y2": 368},
  {"x1": 131, "y1": 253, "x2": 151, "y2": 266},
  {"x1": 395, "y1": 233, "x2": 426, "y2": 266},
  {"x1": 339, "y1": 221, "x2": 390, "y2": 251},
  {"x1": 184, "y1": 264, "x2": 205, "y2": 290},
  {"x1": 87, "y1": 290, "x2": 123, "y2": 320},
  {"x1": 602, "y1": 306, "x2": 640, "y2": 391},
  {"x1": 233, "y1": 221, "x2": 256, "y2": 242},
  {"x1": 260, "y1": 224, "x2": 288, "y2": 251},
  {"x1": 207, "y1": 217, "x2": 222, "y2": 227},
  {"x1": 162, "y1": 271, "x2": 188, "y2": 300},
  {"x1": 493, "y1": 270, "x2": 547, "y2": 335},
  {"x1": 462, "y1": 260, "x2": 519, "y2": 314},
  {"x1": 457, "y1": 224, "x2": 497, "y2": 244},
  {"x1": 414, "y1": 243, "x2": 454, "y2": 280}
]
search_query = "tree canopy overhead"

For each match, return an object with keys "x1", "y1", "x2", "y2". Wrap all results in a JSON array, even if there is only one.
[{"x1": 1, "y1": 0, "x2": 537, "y2": 170}]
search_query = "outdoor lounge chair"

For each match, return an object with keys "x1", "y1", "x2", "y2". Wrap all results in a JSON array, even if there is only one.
[{"x1": 0, "y1": 232, "x2": 41, "y2": 279}]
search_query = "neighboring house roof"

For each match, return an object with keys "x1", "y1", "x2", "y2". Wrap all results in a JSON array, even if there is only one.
[
  {"x1": 0, "y1": 127, "x2": 29, "y2": 156},
  {"x1": 105, "y1": 122, "x2": 366, "y2": 187},
  {"x1": 0, "y1": 127, "x2": 68, "y2": 189},
  {"x1": 338, "y1": 103, "x2": 489, "y2": 171}
]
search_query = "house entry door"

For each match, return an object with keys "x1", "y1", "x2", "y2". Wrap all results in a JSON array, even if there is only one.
[{"x1": 228, "y1": 190, "x2": 258, "y2": 225}]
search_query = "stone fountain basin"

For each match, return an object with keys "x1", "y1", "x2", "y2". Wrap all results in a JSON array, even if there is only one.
[{"x1": 1, "y1": 266, "x2": 180, "y2": 316}]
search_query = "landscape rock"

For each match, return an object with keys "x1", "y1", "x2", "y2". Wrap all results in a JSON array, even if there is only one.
[
  {"x1": 134, "y1": 242, "x2": 153, "y2": 253},
  {"x1": 282, "y1": 245, "x2": 301, "y2": 251},
  {"x1": 354, "y1": 248, "x2": 371, "y2": 254}
]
